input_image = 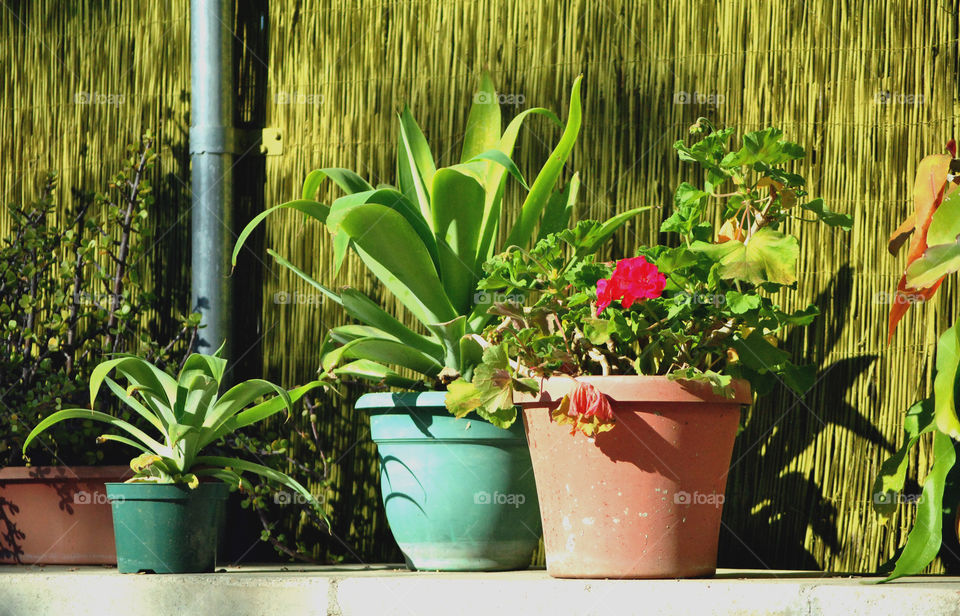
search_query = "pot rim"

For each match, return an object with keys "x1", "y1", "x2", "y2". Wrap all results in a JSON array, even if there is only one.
[
  {"x1": 513, "y1": 374, "x2": 752, "y2": 406},
  {"x1": 355, "y1": 390, "x2": 448, "y2": 412},
  {"x1": 104, "y1": 481, "x2": 230, "y2": 500},
  {"x1": 357, "y1": 391, "x2": 529, "y2": 441},
  {"x1": 0, "y1": 464, "x2": 133, "y2": 483}
]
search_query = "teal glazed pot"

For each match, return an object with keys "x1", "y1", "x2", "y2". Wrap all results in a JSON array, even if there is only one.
[
  {"x1": 360, "y1": 392, "x2": 542, "y2": 571},
  {"x1": 105, "y1": 482, "x2": 229, "y2": 574}
]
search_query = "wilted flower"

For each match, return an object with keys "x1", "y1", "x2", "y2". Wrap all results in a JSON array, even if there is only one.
[
  {"x1": 570, "y1": 381, "x2": 614, "y2": 421},
  {"x1": 551, "y1": 381, "x2": 616, "y2": 437}
]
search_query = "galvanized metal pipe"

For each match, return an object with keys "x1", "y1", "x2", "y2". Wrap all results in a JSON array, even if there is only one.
[{"x1": 190, "y1": 0, "x2": 235, "y2": 361}]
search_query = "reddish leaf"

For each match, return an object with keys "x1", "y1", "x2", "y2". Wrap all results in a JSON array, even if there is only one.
[
  {"x1": 887, "y1": 276, "x2": 943, "y2": 342},
  {"x1": 887, "y1": 147, "x2": 955, "y2": 341},
  {"x1": 887, "y1": 213, "x2": 915, "y2": 256}
]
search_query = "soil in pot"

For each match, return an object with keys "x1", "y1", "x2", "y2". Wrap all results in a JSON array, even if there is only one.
[
  {"x1": 106, "y1": 482, "x2": 229, "y2": 574},
  {"x1": 360, "y1": 392, "x2": 542, "y2": 571},
  {"x1": 518, "y1": 375, "x2": 750, "y2": 579},
  {"x1": 0, "y1": 465, "x2": 130, "y2": 565}
]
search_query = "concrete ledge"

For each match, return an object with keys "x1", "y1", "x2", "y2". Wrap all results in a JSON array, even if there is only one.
[{"x1": 2, "y1": 565, "x2": 960, "y2": 616}]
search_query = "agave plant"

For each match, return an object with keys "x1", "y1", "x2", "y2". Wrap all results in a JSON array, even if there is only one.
[
  {"x1": 22, "y1": 350, "x2": 326, "y2": 522},
  {"x1": 234, "y1": 74, "x2": 644, "y2": 426}
]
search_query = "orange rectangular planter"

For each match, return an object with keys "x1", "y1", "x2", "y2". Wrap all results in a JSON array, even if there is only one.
[{"x1": 0, "y1": 465, "x2": 131, "y2": 565}]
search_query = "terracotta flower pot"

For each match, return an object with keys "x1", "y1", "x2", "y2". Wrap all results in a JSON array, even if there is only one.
[
  {"x1": 517, "y1": 375, "x2": 750, "y2": 579},
  {"x1": 0, "y1": 465, "x2": 131, "y2": 564}
]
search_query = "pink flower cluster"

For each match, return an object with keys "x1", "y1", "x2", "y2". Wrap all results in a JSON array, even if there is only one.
[{"x1": 596, "y1": 256, "x2": 667, "y2": 316}]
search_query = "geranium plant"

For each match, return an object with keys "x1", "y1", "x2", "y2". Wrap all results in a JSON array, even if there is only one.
[
  {"x1": 873, "y1": 140, "x2": 960, "y2": 582},
  {"x1": 446, "y1": 119, "x2": 852, "y2": 434}
]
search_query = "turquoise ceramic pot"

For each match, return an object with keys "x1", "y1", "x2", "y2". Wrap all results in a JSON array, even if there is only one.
[{"x1": 360, "y1": 392, "x2": 542, "y2": 571}]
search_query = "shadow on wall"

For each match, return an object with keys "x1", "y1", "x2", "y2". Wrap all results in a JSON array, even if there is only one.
[
  {"x1": 719, "y1": 265, "x2": 895, "y2": 570},
  {"x1": 231, "y1": 0, "x2": 269, "y2": 384},
  {"x1": 0, "y1": 496, "x2": 23, "y2": 562},
  {"x1": 149, "y1": 112, "x2": 194, "y2": 354},
  {"x1": 319, "y1": 383, "x2": 405, "y2": 563}
]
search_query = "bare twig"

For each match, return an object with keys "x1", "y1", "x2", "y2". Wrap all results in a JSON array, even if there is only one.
[{"x1": 105, "y1": 137, "x2": 152, "y2": 354}]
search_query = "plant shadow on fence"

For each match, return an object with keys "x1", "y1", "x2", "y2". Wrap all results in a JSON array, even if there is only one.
[{"x1": 720, "y1": 265, "x2": 894, "y2": 570}]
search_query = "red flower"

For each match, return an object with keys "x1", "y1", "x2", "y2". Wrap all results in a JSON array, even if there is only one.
[{"x1": 596, "y1": 256, "x2": 666, "y2": 316}]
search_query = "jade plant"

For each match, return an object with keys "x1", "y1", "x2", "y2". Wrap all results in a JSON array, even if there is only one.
[
  {"x1": 874, "y1": 140, "x2": 960, "y2": 581},
  {"x1": 0, "y1": 134, "x2": 200, "y2": 467},
  {"x1": 446, "y1": 120, "x2": 852, "y2": 434},
  {"x1": 21, "y1": 350, "x2": 327, "y2": 524},
  {"x1": 232, "y1": 74, "x2": 642, "y2": 427}
]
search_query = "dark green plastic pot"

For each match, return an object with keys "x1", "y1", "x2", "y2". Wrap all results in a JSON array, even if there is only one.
[
  {"x1": 105, "y1": 482, "x2": 228, "y2": 574},
  {"x1": 360, "y1": 392, "x2": 542, "y2": 571}
]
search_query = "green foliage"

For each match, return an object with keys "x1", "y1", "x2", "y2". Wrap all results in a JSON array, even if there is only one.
[
  {"x1": 448, "y1": 122, "x2": 849, "y2": 423},
  {"x1": 225, "y1": 405, "x2": 335, "y2": 563},
  {"x1": 21, "y1": 350, "x2": 329, "y2": 526},
  {"x1": 874, "y1": 148, "x2": 960, "y2": 581},
  {"x1": 232, "y1": 74, "x2": 584, "y2": 391},
  {"x1": 902, "y1": 186, "x2": 960, "y2": 289},
  {"x1": 902, "y1": 188, "x2": 960, "y2": 289},
  {"x1": 883, "y1": 430, "x2": 956, "y2": 581},
  {"x1": 873, "y1": 327, "x2": 960, "y2": 581},
  {"x1": 690, "y1": 227, "x2": 800, "y2": 286},
  {"x1": 0, "y1": 133, "x2": 200, "y2": 467},
  {"x1": 445, "y1": 344, "x2": 538, "y2": 426}
]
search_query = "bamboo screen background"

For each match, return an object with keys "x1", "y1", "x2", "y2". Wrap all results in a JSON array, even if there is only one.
[{"x1": 2, "y1": 0, "x2": 959, "y2": 572}]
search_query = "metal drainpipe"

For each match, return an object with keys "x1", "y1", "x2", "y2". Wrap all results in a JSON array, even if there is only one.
[{"x1": 190, "y1": 0, "x2": 234, "y2": 362}]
